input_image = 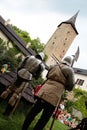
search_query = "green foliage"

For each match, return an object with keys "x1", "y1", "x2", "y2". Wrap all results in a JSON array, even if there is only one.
[
  {"x1": 65, "y1": 88, "x2": 87, "y2": 118},
  {"x1": 46, "y1": 118, "x2": 69, "y2": 130},
  {"x1": 65, "y1": 100, "x2": 74, "y2": 113},
  {"x1": 63, "y1": 88, "x2": 87, "y2": 119},
  {"x1": 12, "y1": 42, "x2": 22, "y2": 54},
  {"x1": 3, "y1": 48, "x2": 20, "y2": 70},
  {"x1": 0, "y1": 38, "x2": 22, "y2": 70},
  {"x1": 73, "y1": 88, "x2": 87, "y2": 117},
  {"x1": 32, "y1": 77, "x2": 45, "y2": 89},
  {"x1": 73, "y1": 95, "x2": 87, "y2": 118},
  {"x1": 11, "y1": 24, "x2": 46, "y2": 58},
  {"x1": 30, "y1": 37, "x2": 45, "y2": 54},
  {"x1": 74, "y1": 88, "x2": 87, "y2": 98},
  {"x1": 0, "y1": 38, "x2": 7, "y2": 54},
  {"x1": 11, "y1": 25, "x2": 31, "y2": 43}
]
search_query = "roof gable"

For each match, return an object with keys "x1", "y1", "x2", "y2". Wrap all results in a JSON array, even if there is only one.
[
  {"x1": 74, "y1": 68, "x2": 87, "y2": 76},
  {"x1": 0, "y1": 15, "x2": 35, "y2": 56}
]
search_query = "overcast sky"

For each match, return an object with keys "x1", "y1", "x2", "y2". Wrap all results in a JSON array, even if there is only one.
[{"x1": 0, "y1": 0, "x2": 87, "y2": 69}]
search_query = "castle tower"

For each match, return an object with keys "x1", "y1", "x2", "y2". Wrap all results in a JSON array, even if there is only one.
[{"x1": 44, "y1": 11, "x2": 79, "y2": 66}]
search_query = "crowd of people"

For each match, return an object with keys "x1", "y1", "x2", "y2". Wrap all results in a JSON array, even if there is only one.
[
  {"x1": 52, "y1": 101, "x2": 77, "y2": 128},
  {"x1": 57, "y1": 108, "x2": 77, "y2": 128}
]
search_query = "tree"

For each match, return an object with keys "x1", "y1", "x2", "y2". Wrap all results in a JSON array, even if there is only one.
[
  {"x1": 0, "y1": 38, "x2": 22, "y2": 71},
  {"x1": 11, "y1": 25, "x2": 45, "y2": 54},
  {"x1": 30, "y1": 37, "x2": 45, "y2": 54},
  {"x1": 11, "y1": 25, "x2": 31, "y2": 43}
]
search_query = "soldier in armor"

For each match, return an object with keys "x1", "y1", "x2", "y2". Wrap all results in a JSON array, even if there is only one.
[
  {"x1": 22, "y1": 56, "x2": 75, "y2": 130},
  {"x1": 0, "y1": 52, "x2": 45, "y2": 117}
]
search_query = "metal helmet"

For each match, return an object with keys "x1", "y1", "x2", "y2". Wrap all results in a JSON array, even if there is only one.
[
  {"x1": 36, "y1": 52, "x2": 45, "y2": 60},
  {"x1": 62, "y1": 56, "x2": 72, "y2": 66}
]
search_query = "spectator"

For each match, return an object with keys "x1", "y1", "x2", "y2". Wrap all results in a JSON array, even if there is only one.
[
  {"x1": 69, "y1": 117, "x2": 76, "y2": 128},
  {"x1": 59, "y1": 101, "x2": 65, "y2": 110},
  {"x1": 1, "y1": 64, "x2": 10, "y2": 73}
]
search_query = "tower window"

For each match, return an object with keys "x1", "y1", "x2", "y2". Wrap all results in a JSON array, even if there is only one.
[
  {"x1": 64, "y1": 43, "x2": 66, "y2": 45},
  {"x1": 67, "y1": 31, "x2": 70, "y2": 34},
  {"x1": 60, "y1": 55, "x2": 62, "y2": 58},
  {"x1": 65, "y1": 38, "x2": 67, "y2": 40},
  {"x1": 52, "y1": 42, "x2": 55, "y2": 44}
]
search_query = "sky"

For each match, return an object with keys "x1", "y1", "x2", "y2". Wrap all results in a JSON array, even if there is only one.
[{"x1": 0, "y1": 0, "x2": 87, "y2": 69}]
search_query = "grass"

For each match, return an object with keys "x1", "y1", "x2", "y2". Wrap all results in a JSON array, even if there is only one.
[{"x1": 0, "y1": 101, "x2": 69, "y2": 130}]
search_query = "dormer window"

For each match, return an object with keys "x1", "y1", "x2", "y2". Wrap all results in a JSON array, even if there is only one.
[{"x1": 76, "y1": 79, "x2": 84, "y2": 86}]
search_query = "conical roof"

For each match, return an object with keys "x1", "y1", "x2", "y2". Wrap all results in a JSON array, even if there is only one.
[{"x1": 58, "y1": 11, "x2": 79, "y2": 34}]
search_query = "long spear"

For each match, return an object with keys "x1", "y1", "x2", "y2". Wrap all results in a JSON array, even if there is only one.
[
  {"x1": 49, "y1": 96, "x2": 61, "y2": 130},
  {"x1": 49, "y1": 46, "x2": 80, "y2": 130}
]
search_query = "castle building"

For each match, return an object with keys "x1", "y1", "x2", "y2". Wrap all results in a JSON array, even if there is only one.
[{"x1": 44, "y1": 11, "x2": 79, "y2": 66}]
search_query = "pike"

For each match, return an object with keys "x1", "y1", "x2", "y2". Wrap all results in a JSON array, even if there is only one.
[
  {"x1": 49, "y1": 46, "x2": 80, "y2": 130},
  {"x1": 71, "y1": 46, "x2": 80, "y2": 67},
  {"x1": 52, "y1": 46, "x2": 80, "y2": 67},
  {"x1": 51, "y1": 54, "x2": 61, "y2": 64}
]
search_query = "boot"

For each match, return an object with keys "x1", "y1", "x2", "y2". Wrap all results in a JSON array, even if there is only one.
[{"x1": 3, "y1": 104, "x2": 14, "y2": 117}]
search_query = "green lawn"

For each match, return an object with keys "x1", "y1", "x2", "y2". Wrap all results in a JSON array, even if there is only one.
[{"x1": 0, "y1": 101, "x2": 69, "y2": 130}]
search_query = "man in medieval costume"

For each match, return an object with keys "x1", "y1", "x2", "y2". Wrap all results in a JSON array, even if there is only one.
[
  {"x1": 0, "y1": 52, "x2": 45, "y2": 117},
  {"x1": 22, "y1": 56, "x2": 75, "y2": 130}
]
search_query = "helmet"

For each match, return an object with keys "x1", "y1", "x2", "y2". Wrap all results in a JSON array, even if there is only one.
[
  {"x1": 36, "y1": 52, "x2": 45, "y2": 60},
  {"x1": 62, "y1": 56, "x2": 72, "y2": 66}
]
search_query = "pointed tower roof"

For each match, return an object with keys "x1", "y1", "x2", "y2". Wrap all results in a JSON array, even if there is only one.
[{"x1": 58, "y1": 11, "x2": 79, "y2": 34}]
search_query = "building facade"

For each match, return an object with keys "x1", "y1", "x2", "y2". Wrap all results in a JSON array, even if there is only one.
[
  {"x1": 74, "y1": 68, "x2": 87, "y2": 91},
  {"x1": 0, "y1": 15, "x2": 35, "y2": 56}
]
